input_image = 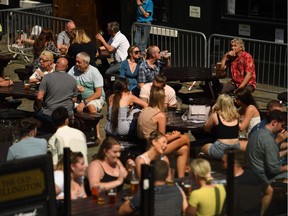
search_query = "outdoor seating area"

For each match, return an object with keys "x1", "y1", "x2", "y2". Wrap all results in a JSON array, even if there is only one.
[{"x1": 0, "y1": 4, "x2": 287, "y2": 216}]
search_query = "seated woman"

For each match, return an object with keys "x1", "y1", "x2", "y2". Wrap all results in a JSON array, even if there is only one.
[
  {"x1": 105, "y1": 77, "x2": 147, "y2": 137},
  {"x1": 201, "y1": 94, "x2": 240, "y2": 159},
  {"x1": 235, "y1": 87, "x2": 261, "y2": 150},
  {"x1": 186, "y1": 158, "x2": 226, "y2": 216},
  {"x1": 87, "y1": 137, "x2": 128, "y2": 191},
  {"x1": 137, "y1": 86, "x2": 190, "y2": 178},
  {"x1": 119, "y1": 45, "x2": 142, "y2": 96},
  {"x1": 29, "y1": 50, "x2": 55, "y2": 83},
  {"x1": 135, "y1": 131, "x2": 171, "y2": 179},
  {"x1": 67, "y1": 28, "x2": 97, "y2": 68},
  {"x1": 54, "y1": 151, "x2": 87, "y2": 200}
]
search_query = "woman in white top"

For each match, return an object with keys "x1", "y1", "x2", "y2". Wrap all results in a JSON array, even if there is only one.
[{"x1": 235, "y1": 87, "x2": 261, "y2": 150}]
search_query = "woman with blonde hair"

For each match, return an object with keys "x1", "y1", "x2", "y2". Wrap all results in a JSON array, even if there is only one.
[
  {"x1": 186, "y1": 158, "x2": 226, "y2": 216},
  {"x1": 137, "y1": 86, "x2": 190, "y2": 178},
  {"x1": 67, "y1": 28, "x2": 97, "y2": 68},
  {"x1": 201, "y1": 94, "x2": 240, "y2": 159}
]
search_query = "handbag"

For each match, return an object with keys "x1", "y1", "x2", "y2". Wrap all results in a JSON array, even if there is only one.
[{"x1": 187, "y1": 105, "x2": 211, "y2": 121}]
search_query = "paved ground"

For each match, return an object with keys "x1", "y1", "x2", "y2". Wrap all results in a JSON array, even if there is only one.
[{"x1": 1, "y1": 35, "x2": 286, "y2": 162}]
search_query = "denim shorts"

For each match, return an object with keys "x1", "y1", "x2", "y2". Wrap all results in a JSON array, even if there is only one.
[{"x1": 208, "y1": 140, "x2": 240, "y2": 159}]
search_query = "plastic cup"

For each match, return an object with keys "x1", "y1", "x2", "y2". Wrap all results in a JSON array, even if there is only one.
[{"x1": 130, "y1": 179, "x2": 139, "y2": 196}]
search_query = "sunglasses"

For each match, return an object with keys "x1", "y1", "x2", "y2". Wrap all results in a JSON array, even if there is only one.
[{"x1": 133, "y1": 50, "x2": 141, "y2": 54}]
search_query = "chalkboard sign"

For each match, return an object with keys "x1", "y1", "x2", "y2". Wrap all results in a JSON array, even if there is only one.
[{"x1": 0, "y1": 154, "x2": 57, "y2": 216}]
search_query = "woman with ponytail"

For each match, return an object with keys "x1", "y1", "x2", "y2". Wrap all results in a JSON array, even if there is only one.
[
  {"x1": 186, "y1": 158, "x2": 226, "y2": 216},
  {"x1": 105, "y1": 77, "x2": 147, "y2": 136}
]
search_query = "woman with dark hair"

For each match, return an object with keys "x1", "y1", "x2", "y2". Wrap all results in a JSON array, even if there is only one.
[
  {"x1": 105, "y1": 77, "x2": 147, "y2": 136},
  {"x1": 33, "y1": 28, "x2": 59, "y2": 59},
  {"x1": 235, "y1": 87, "x2": 261, "y2": 136},
  {"x1": 67, "y1": 28, "x2": 98, "y2": 68},
  {"x1": 137, "y1": 87, "x2": 190, "y2": 178},
  {"x1": 119, "y1": 45, "x2": 142, "y2": 96},
  {"x1": 87, "y1": 137, "x2": 128, "y2": 191}
]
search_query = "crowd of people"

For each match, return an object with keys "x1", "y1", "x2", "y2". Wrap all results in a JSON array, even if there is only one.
[{"x1": 2, "y1": 2, "x2": 287, "y2": 215}]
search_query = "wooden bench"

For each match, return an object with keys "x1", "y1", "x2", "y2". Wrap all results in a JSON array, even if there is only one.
[
  {"x1": 73, "y1": 112, "x2": 103, "y2": 147},
  {"x1": 162, "y1": 67, "x2": 218, "y2": 104}
]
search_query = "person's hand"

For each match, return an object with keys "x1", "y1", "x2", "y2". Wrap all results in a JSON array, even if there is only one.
[
  {"x1": 36, "y1": 69, "x2": 44, "y2": 78},
  {"x1": 95, "y1": 33, "x2": 104, "y2": 42},
  {"x1": 1, "y1": 80, "x2": 12, "y2": 87},
  {"x1": 126, "y1": 159, "x2": 136, "y2": 172},
  {"x1": 226, "y1": 50, "x2": 236, "y2": 57},
  {"x1": 276, "y1": 129, "x2": 288, "y2": 144},
  {"x1": 76, "y1": 102, "x2": 85, "y2": 113},
  {"x1": 172, "y1": 130, "x2": 181, "y2": 138},
  {"x1": 162, "y1": 50, "x2": 171, "y2": 59},
  {"x1": 77, "y1": 85, "x2": 85, "y2": 93},
  {"x1": 136, "y1": 0, "x2": 142, "y2": 5},
  {"x1": 117, "y1": 171, "x2": 125, "y2": 185}
]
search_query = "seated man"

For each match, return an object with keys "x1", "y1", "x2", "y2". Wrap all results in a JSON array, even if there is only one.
[
  {"x1": 7, "y1": 118, "x2": 47, "y2": 160},
  {"x1": 246, "y1": 110, "x2": 288, "y2": 183},
  {"x1": 223, "y1": 150, "x2": 273, "y2": 216},
  {"x1": 140, "y1": 74, "x2": 176, "y2": 107},
  {"x1": 35, "y1": 57, "x2": 78, "y2": 122},
  {"x1": 68, "y1": 52, "x2": 105, "y2": 139},
  {"x1": 29, "y1": 50, "x2": 55, "y2": 83},
  {"x1": 95, "y1": 21, "x2": 130, "y2": 75},
  {"x1": 118, "y1": 159, "x2": 187, "y2": 215},
  {"x1": 57, "y1": 21, "x2": 76, "y2": 52},
  {"x1": 138, "y1": 45, "x2": 171, "y2": 88},
  {"x1": 48, "y1": 107, "x2": 88, "y2": 168},
  {"x1": 219, "y1": 38, "x2": 256, "y2": 94}
]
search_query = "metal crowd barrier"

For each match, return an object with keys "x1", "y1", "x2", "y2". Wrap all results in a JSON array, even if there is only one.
[
  {"x1": 0, "y1": 4, "x2": 52, "y2": 35},
  {"x1": 131, "y1": 22, "x2": 207, "y2": 68},
  {"x1": 208, "y1": 34, "x2": 287, "y2": 89},
  {"x1": 6, "y1": 10, "x2": 70, "y2": 62}
]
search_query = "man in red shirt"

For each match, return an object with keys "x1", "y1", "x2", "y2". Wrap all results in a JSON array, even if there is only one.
[{"x1": 219, "y1": 38, "x2": 256, "y2": 94}]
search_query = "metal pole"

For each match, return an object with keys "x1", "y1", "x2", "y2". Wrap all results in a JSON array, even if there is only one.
[
  {"x1": 226, "y1": 148, "x2": 235, "y2": 216},
  {"x1": 140, "y1": 164, "x2": 154, "y2": 216},
  {"x1": 63, "y1": 147, "x2": 71, "y2": 216}
]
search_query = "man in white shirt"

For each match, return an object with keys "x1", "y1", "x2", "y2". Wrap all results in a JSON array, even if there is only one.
[
  {"x1": 140, "y1": 74, "x2": 177, "y2": 107},
  {"x1": 48, "y1": 107, "x2": 88, "y2": 168},
  {"x1": 96, "y1": 21, "x2": 130, "y2": 75}
]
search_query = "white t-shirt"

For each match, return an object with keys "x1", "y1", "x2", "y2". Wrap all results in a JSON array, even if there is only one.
[
  {"x1": 29, "y1": 64, "x2": 56, "y2": 81},
  {"x1": 140, "y1": 83, "x2": 177, "y2": 107},
  {"x1": 54, "y1": 170, "x2": 64, "y2": 199},
  {"x1": 108, "y1": 31, "x2": 130, "y2": 62}
]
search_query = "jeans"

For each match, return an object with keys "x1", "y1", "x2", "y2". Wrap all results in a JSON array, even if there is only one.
[{"x1": 134, "y1": 22, "x2": 151, "y2": 52}]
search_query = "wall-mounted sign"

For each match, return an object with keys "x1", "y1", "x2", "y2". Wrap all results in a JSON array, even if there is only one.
[
  {"x1": 189, "y1": 6, "x2": 201, "y2": 18},
  {"x1": 275, "y1": 28, "x2": 284, "y2": 43},
  {"x1": 238, "y1": 24, "x2": 251, "y2": 36}
]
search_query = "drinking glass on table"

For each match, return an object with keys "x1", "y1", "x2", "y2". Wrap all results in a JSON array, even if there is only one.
[
  {"x1": 108, "y1": 188, "x2": 117, "y2": 204},
  {"x1": 130, "y1": 170, "x2": 139, "y2": 196},
  {"x1": 24, "y1": 80, "x2": 30, "y2": 92}
]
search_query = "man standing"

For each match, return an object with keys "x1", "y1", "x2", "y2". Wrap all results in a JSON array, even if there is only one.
[
  {"x1": 57, "y1": 21, "x2": 76, "y2": 51},
  {"x1": 246, "y1": 110, "x2": 288, "y2": 183},
  {"x1": 48, "y1": 107, "x2": 88, "y2": 168},
  {"x1": 138, "y1": 45, "x2": 171, "y2": 88},
  {"x1": 134, "y1": 0, "x2": 153, "y2": 52},
  {"x1": 95, "y1": 21, "x2": 130, "y2": 75},
  {"x1": 140, "y1": 74, "x2": 176, "y2": 107},
  {"x1": 219, "y1": 38, "x2": 256, "y2": 94},
  {"x1": 35, "y1": 57, "x2": 78, "y2": 122},
  {"x1": 68, "y1": 52, "x2": 105, "y2": 139}
]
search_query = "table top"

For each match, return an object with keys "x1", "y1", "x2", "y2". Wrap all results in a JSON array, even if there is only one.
[
  {"x1": 71, "y1": 189, "x2": 130, "y2": 216},
  {"x1": 165, "y1": 109, "x2": 205, "y2": 133},
  {"x1": 0, "y1": 81, "x2": 37, "y2": 100},
  {"x1": 163, "y1": 67, "x2": 213, "y2": 82}
]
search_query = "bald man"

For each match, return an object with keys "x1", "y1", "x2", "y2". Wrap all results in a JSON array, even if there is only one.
[
  {"x1": 36, "y1": 57, "x2": 78, "y2": 121},
  {"x1": 57, "y1": 21, "x2": 76, "y2": 50}
]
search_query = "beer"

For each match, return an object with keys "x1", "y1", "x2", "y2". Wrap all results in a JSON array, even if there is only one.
[
  {"x1": 130, "y1": 180, "x2": 139, "y2": 196},
  {"x1": 184, "y1": 184, "x2": 192, "y2": 197},
  {"x1": 24, "y1": 83, "x2": 30, "y2": 92},
  {"x1": 97, "y1": 197, "x2": 105, "y2": 205},
  {"x1": 108, "y1": 190, "x2": 117, "y2": 205},
  {"x1": 91, "y1": 185, "x2": 99, "y2": 201}
]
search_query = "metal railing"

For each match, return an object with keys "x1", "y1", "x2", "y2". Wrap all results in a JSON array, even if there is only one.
[
  {"x1": 6, "y1": 10, "x2": 70, "y2": 61},
  {"x1": 208, "y1": 34, "x2": 287, "y2": 89},
  {"x1": 0, "y1": 4, "x2": 52, "y2": 35},
  {"x1": 131, "y1": 22, "x2": 207, "y2": 68}
]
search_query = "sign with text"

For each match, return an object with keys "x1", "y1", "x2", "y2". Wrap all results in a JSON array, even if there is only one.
[{"x1": 0, "y1": 155, "x2": 57, "y2": 216}]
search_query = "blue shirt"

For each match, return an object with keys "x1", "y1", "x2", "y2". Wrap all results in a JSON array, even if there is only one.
[
  {"x1": 119, "y1": 59, "x2": 141, "y2": 91},
  {"x1": 136, "y1": 0, "x2": 153, "y2": 23},
  {"x1": 138, "y1": 60, "x2": 162, "y2": 84}
]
